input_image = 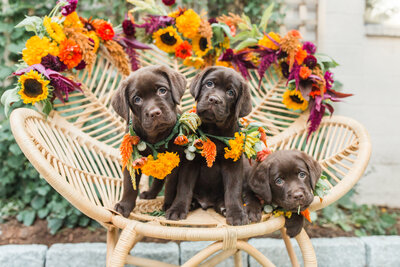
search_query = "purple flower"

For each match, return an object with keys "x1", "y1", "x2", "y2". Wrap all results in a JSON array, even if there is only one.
[
  {"x1": 307, "y1": 99, "x2": 325, "y2": 139},
  {"x1": 304, "y1": 55, "x2": 317, "y2": 69},
  {"x1": 208, "y1": 18, "x2": 218, "y2": 24},
  {"x1": 125, "y1": 46, "x2": 140, "y2": 71},
  {"x1": 137, "y1": 15, "x2": 174, "y2": 34},
  {"x1": 253, "y1": 46, "x2": 278, "y2": 88},
  {"x1": 324, "y1": 71, "x2": 334, "y2": 90},
  {"x1": 74, "y1": 60, "x2": 86, "y2": 70},
  {"x1": 219, "y1": 49, "x2": 256, "y2": 80},
  {"x1": 287, "y1": 63, "x2": 301, "y2": 90},
  {"x1": 162, "y1": 0, "x2": 175, "y2": 6},
  {"x1": 122, "y1": 20, "x2": 136, "y2": 37},
  {"x1": 302, "y1": 41, "x2": 316, "y2": 55},
  {"x1": 41, "y1": 54, "x2": 67, "y2": 72},
  {"x1": 59, "y1": 0, "x2": 78, "y2": 16}
]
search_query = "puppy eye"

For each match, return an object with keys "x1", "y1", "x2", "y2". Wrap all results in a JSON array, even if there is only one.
[
  {"x1": 275, "y1": 177, "x2": 284, "y2": 185},
  {"x1": 226, "y1": 89, "x2": 235, "y2": 97},
  {"x1": 205, "y1": 80, "x2": 214, "y2": 88},
  {"x1": 157, "y1": 87, "x2": 167, "y2": 95},
  {"x1": 133, "y1": 96, "x2": 142, "y2": 105},
  {"x1": 298, "y1": 172, "x2": 306, "y2": 179}
]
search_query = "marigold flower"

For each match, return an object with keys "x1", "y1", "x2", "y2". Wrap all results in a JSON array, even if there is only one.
[
  {"x1": 258, "y1": 32, "x2": 281, "y2": 50},
  {"x1": 168, "y1": 7, "x2": 186, "y2": 18},
  {"x1": 176, "y1": 9, "x2": 201, "y2": 39},
  {"x1": 201, "y1": 138, "x2": 217, "y2": 167},
  {"x1": 299, "y1": 66, "x2": 312, "y2": 80},
  {"x1": 295, "y1": 48, "x2": 307, "y2": 65},
  {"x1": 58, "y1": 39, "x2": 82, "y2": 69},
  {"x1": 256, "y1": 148, "x2": 271, "y2": 162},
  {"x1": 22, "y1": 36, "x2": 59, "y2": 66},
  {"x1": 175, "y1": 41, "x2": 192, "y2": 59},
  {"x1": 174, "y1": 135, "x2": 189, "y2": 145},
  {"x1": 18, "y1": 70, "x2": 50, "y2": 104},
  {"x1": 141, "y1": 152, "x2": 180, "y2": 180},
  {"x1": 224, "y1": 132, "x2": 244, "y2": 162},
  {"x1": 92, "y1": 19, "x2": 115, "y2": 41},
  {"x1": 63, "y1": 11, "x2": 84, "y2": 28},
  {"x1": 183, "y1": 56, "x2": 204, "y2": 69}
]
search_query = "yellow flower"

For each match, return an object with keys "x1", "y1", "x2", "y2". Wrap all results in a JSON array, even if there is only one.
[
  {"x1": 221, "y1": 36, "x2": 230, "y2": 49},
  {"x1": 282, "y1": 89, "x2": 309, "y2": 111},
  {"x1": 153, "y1": 26, "x2": 182, "y2": 53},
  {"x1": 224, "y1": 132, "x2": 245, "y2": 161},
  {"x1": 63, "y1": 12, "x2": 84, "y2": 28},
  {"x1": 43, "y1": 16, "x2": 66, "y2": 44},
  {"x1": 86, "y1": 30, "x2": 100, "y2": 53},
  {"x1": 215, "y1": 59, "x2": 232, "y2": 68},
  {"x1": 18, "y1": 70, "x2": 50, "y2": 104},
  {"x1": 183, "y1": 56, "x2": 204, "y2": 69},
  {"x1": 244, "y1": 131, "x2": 259, "y2": 159},
  {"x1": 141, "y1": 152, "x2": 180, "y2": 180},
  {"x1": 22, "y1": 36, "x2": 59, "y2": 66},
  {"x1": 176, "y1": 9, "x2": 201, "y2": 39},
  {"x1": 258, "y1": 32, "x2": 281, "y2": 50},
  {"x1": 192, "y1": 34, "x2": 212, "y2": 57}
]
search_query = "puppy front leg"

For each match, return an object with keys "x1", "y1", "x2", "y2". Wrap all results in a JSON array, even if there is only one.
[
  {"x1": 222, "y1": 163, "x2": 249, "y2": 226},
  {"x1": 285, "y1": 213, "x2": 304, "y2": 237},
  {"x1": 163, "y1": 167, "x2": 179, "y2": 211},
  {"x1": 114, "y1": 169, "x2": 141, "y2": 217},
  {"x1": 243, "y1": 188, "x2": 262, "y2": 223},
  {"x1": 166, "y1": 161, "x2": 198, "y2": 220},
  {"x1": 139, "y1": 177, "x2": 165, "y2": 199}
]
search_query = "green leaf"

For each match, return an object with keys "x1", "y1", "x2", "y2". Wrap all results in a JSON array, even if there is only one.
[
  {"x1": 31, "y1": 195, "x2": 46, "y2": 209},
  {"x1": 47, "y1": 217, "x2": 63, "y2": 234},
  {"x1": 18, "y1": 209, "x2": 36, "y2": 226},
  {"x1": 235, "y1": 38, "x2": 258, "y2": 51},
  {"x1": 78, "y1": 216, "x2": 90, "y2": 227},
  {"x1": 1, "y1": 87, "x2": 21, "y2": 116},
  {"x1": 15, "y1": 16, "x2": 42, "y2": 33},
  {"x1": 37, "y1": 207, "x2": 50, "y2": 219},
  {"x1": 42, "y1": 99, "x2": 53, "y2": 116},
  {"x1": 338, "y1": 221, "x2": 352, "y2": 232},
  {"x1": 259, "y1": 3, "x2": 275, "y2": 32},
  {"x1": 9, "y1": 143, "x2": 22, "y2": 156},
  {"x1": 211, "y1": 23, "x2": 232, "y2": 39},
  {"x1": 231, "y1": 30, "x2": 252, "y2": 44}
]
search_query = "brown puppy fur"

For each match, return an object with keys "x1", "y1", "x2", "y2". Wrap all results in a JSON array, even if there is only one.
[
  {"x1": 244, "y1": 150, "x2": 321, "y2": 237},
  {"x1": 111, "y1": 65, "x2": 186, "y2": 217},
  {"x1": 166, "y1": 66, "x2": 252, "y2": 225}
]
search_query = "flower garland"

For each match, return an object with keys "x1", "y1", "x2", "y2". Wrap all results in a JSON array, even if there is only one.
[{"x1": 2, "y1": 0, "x2": 150, "y2": 116}]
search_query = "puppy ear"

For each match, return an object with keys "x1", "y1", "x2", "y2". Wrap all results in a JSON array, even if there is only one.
[
  {"x1": 301, "y1": 152, "x2": 322, "y2": 190},
  {"x1": 190, "y1": 66, "x2": 216, "y2": 100},
  {"x1": 248, "y1": 162, "x2": 272, "y2": 203},
  {"x1": 237, "y1": 79, "x2": 252, "y2": 118},
  {"x1": 111, "y1": 75, "x2": 131, "y2": 122},
  {"x1": 158, "y1": 65, "x2": 187, "y2": 104}
]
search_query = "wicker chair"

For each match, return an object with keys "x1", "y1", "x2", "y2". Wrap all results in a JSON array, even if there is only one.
[{"x1": 10, "y1": 48, "x2": 371, "y2": 267}]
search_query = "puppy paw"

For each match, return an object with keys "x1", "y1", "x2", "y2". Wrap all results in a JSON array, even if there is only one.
[
  {"x1": 162, "y1": 201, "x2": 172, "y2": 212},
  {"x1": 285, "y1": 225, "x2": 303, "y2": 238},
  {"x1": 226, "y1": 208, "x2": 249, "y2": 226},
  {"x1": 165, "y1": 205, "x2": 189, "y2": 221},
  {"x1": 246, "y1": 205, "x2": 262, "y2": 223},
  {"x1": 114, "y1": 201, "x2": 135, "y2": 218},
  {"x1": 139, "y1": 190, "x2": 158, "y2": 199}
]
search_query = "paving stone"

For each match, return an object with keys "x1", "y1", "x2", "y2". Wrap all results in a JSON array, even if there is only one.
[
  {"x1": 46, "y1": 243, "x2": 106, "y2": 267},
  {"x1": 362, "y1": 236, "x2": 400, "y2": 267},
  {"x1": 0, "y1": 244, "x2": 47, "y2": 267},
  {"x1": 180, "y1": 241, "x2": 248, "y2": 267},
  {"x1": 129, "y1": 242, "x2": 179, "y2": 266}
]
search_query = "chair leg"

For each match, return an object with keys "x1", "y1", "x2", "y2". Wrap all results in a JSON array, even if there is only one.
[
  {"x1": 280, "y1": 228, "x2": 300, "y2": 267},
  {"x1": 110, "y1": 222, "x2": 137, "y2": 267},
  {"x1": 234, "y1": 251, "x2": 243, "y2": 267},
  {"x1": 106, "y1": 227, "x2": 118, "y2": 267},
  {"x1": 295, "y1": 228, "x2": 317, "y2": 267}
]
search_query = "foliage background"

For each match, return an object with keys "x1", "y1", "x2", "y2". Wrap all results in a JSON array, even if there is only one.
[{"x1": 0, "y1": 0, "x2": 398, "y2": 235}]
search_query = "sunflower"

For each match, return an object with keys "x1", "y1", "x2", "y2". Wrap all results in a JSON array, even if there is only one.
[
  {"x1": 175, "y1": 9, "x2": 201, "y2": 39},
  {"x1": 43, "y1": 16, "x2": 66, "y2": 43},
  {"x1": 58, "y1": 38, "x2": 82, "y2": 69},
  {"x1": 282, "y1": 89, "x2": 308, "y2": 111},
  {"x1": 22, "y1": 36, "x2": 59, "y2": 66},
  {"x1": 258, "y1": 32, "x2": 281, "y2": 50},
  {"x1": 183, "y1": 56, "x2": 204, "y2": 69},
  {"x1": 153, "y1": 26, "x2": 182, "y2": 53},
  {"x1": 18, "y1": 70, "x2": 50, "y2": 104},
  {"x1": 175, "y1": 40, "x2": 192, "y2": 59},
  {"x1": 192, "y1": 34, "x2": 212, "y2": 57}
]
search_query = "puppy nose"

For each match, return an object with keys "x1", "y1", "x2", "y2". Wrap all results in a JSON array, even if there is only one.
[
  {"x1": 293, "y1": 191, "x2": 304, "y2": 200},
  {"x1": 208, "y1": 95, "x2": 222, "y2": 104},
  {"x1": 146, "y1": 108, "x2": 162, "y2": 118}
]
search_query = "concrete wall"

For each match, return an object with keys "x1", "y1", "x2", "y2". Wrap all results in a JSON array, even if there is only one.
[{"x1": 317, "y1": 0, "x2": 400, "y2": 207}]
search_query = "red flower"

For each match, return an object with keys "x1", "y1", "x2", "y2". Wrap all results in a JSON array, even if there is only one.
[
  {"x1": 58, "y1": 39, "x2": 82, "y2": 69},
  {"x1": 175, "y1": 41, "x2": 192, "y2": 59},
  {"x1": 299, "y1": 66, "x2": 311, "y2": 80},
  {"x1": 93, "y1": 19, "x2": 115, "y2": 41},
  {"x1": 256, "y1": 148, "x2": 271, "y2": 162},
  {"x1": 174, "y1": 135, "x2": 189, "y2": 145}
]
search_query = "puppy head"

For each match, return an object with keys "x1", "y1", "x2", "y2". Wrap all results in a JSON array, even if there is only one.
[
  {"x1": 248, "y1": 150, "x2": 321, "y2": 211},
  {"x1": 111, "y1": 65, "x2": 186, "y2": 137},
  {"x1": 190, "y1": 66, "x2": 252, "y2": 125}
]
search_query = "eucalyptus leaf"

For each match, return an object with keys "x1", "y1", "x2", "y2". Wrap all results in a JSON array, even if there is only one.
[
  {"x1": 1, "y1": 87, "x2": 21, "y2": 116},
  {"x1": 42, "y1": 99, "x2": 53, "y2": 116},
  {"x1": 259, "y1": 3, "x2": 274, "y2": 32},
  {"x1": 235, "y1": 38, "x2": 258, "y2": 51},
  {"x1": 15, "y1": 16, "x2": 42, "y2": 33}
]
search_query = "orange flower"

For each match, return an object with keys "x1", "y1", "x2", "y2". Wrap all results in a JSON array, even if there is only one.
[
  {"x1": 201, "y1": 138, "x2": 217, "y2": 167},
  {"x1": 174, "y1": 135, "x2": 189, "y2": 145},
  {"x1": 175, "y1": 41, "x2": 192, "y2": 59},
  {"x1": 289, "y1": 29, "x2": 302, "y2": 39},
  {"x1": 300, "y1": 208, "x2": 312, "y2": 222},
  {"x1": 141, "y1": 152, "x2": 180, "y2": 180},
  {"x1": 188, "y1": 105, "x2": 197, "y2": 113},
  {"x1": 258, "y1": 127, "x2": 268, "y2": 146},
  {"x1": 193, "y1": 139, "x2": 203, "y2": 149},
  {"x1": 299, "y1": 66, "x2": 312, "y2": 80},
  {"x1": 295, "y1": 48, "x2": 307, "y2": 65},
  {"x1": 92, "y1": 19, "x2": 115, "y2": 41},
  {"x1": 120, "y1": 133, "x2": 140, "y2": 169},
  {"x1": 309, "y1": 84, "x2": 326, "y2": 98},
  {"x1": 256, "y1": 148, "x2": 271, "y2": 162},
  {"x1": 58, "y1": 39, "x2": 82, "y2": 69}
]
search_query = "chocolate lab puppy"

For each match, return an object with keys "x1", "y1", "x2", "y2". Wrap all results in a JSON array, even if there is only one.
[
  {"x1": 166, "y1": 66, "x2": 252, "y2": 225},
  {"x1": 244, "y1": 150, "x2": 322, "y2": 237},
  {"x1": 111, "y1": 65, "x2": 186, "y2": 217}
]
